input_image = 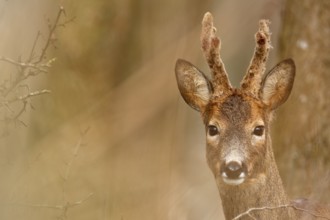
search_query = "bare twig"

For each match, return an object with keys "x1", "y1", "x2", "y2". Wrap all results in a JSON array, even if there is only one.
[
  {"x1": 35, "y1": 6, "x2": 65, "y2": 64},
  {"x1": 1, "y1": 90, "x2": 51, "y2": 109},
  {"x1": 63, "y1": 127, "x2": 90, "y2": 181},
  {"x1": 28, "y1": 31, "x2": 41, "y2": 62},
  {"x1": 232, "y1": 204, "x2": 330, "y2": 220},
  {"x1": 0, "y1": 5, "x2": 68, "y2": 130},
  {"x1": 0, "y1": 56, "x2": 53, "y2": 73},
  {"x1": 9, "y1": 89, "x2": 51, "y2": 104},
  {"x1": 59, "y1": 127, "x2": 91, "y2": 219},
  {"x1": 5, "y1": 193, "x2": 94, "y2": 211},
  {"x1": 3, "y1": 129, "x2": 93, "y2": 219},
  {"x1": 57, "y1": 16, "x2": 76, "y2": 28}
]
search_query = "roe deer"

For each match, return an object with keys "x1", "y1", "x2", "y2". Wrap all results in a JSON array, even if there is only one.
[{"x1": 175, "y1": 12, "x2": 330, "y2": 220}]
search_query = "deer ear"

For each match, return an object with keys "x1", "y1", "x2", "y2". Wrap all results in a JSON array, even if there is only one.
[
  {"x1": 260, "y1": 59, "x2": 295, "y2": 110},
  {"x1": 175, "y1": 59, "x2": 212, "y2": 111}
]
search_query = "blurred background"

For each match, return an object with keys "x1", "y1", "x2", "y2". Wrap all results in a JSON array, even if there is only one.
[{"x1": 0, "y1": 0, "x2": 329, "y2": 219}]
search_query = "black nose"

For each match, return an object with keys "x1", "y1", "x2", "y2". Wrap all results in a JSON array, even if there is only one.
[{"x1": 221, "y1": 161, "x2": 247, "y2": 179}]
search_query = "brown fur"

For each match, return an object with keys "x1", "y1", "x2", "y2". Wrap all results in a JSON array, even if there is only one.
[
  {"x1": 241, "y1": 20, "x2": 271, "y2": 96},
  {"x1": 203, "y1": 92, "x2": 295, "y2": 219},
  {"x1": 200, "y1": 12, "x2": 231, "y2": 95},
  {"x1": 175, "y1": 12, "x2": 329, "y2": 220},
  {"x1": 291, "y1": 199, "x2": 330, "y2": 219}
]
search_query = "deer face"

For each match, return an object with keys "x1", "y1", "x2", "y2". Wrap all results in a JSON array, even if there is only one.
[
  {"x1": 203, "y1": 92, "x2": 269, "y2": 186},
  {"x1": 175, "y1": 13, "x2": 295, "y2": 187},
  {"x1": 175, "y1": 57, "x2": 295, "y2": 186}
]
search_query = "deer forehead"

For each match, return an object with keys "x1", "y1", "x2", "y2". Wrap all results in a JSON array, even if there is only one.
[{"x1": 204, "y1": 92, "x2": 266, "y2": 127}]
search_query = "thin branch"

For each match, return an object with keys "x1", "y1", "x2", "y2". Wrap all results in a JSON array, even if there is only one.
[
  {"x1": 16, "y1": 89, "x2": 51, "y2": 102},
  {"x1": 28, "y1": 31, "x2": 41, "y2": 62},
  {"x1": 3, "y1": 129, "x2": 93, "y2": 219},
  {"x1": 35, "y1": 6, "x2": 65, "y2": 64},
  {"x1": 57, "y1": 16, "x2": 76, "y2": 28},
  {"x1": 0, "y1": 5, "x2": 70, "y2": 136},
  {"x1": 0, "y1": 90, "x2": 50, "y2": 128},
  {"x1": 232, "y1": 204, "x2": 330, "y2": 220},
  {"x1": 1, "y1": 89, "x2": 51, "y2": 106},
  {"x1": 59, "y1": 128, "x2": 91, "y2": 219},
  {"x1": 0, "y1": 6, "x2": 64, "y2": 104},
  {"x1": 5, "y1": 193, "x2": 94, "y2": 211},
  {"x1": 0, "y1": 56, "x2": 50, "y2": 73},
  {"x1": 63, "y1": 127, "x2": 90, "y2": 181},
  {"x1": 13, "y1": 100, "x2": 27, "y2": 122},
  {"x1": 1, "y1": 68, "x2": 28, "y2": 98}
]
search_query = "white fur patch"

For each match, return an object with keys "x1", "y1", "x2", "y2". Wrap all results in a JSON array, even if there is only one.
[
  {"x1": 221, "y1": 138, "x2": 247, "y2": 186},
  {"x1": 223, "y1": 137, "x2": 245, "y2": 165},
  {"x1": 193, "y1": 74, "x2": 210, "y2": 102},
  {"x1": 222, "y1": 172, "x2": 246, "y2": 185},
  {"x1": 224, "y1": 150, "x2": 244, "y2": 166},
  {"x1": 262, "y1": 75, "x2": 278, "y2": 104}
]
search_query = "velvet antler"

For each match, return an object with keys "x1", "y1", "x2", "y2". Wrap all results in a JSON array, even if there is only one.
[
  {"x1": 240, "y1": 20, "x2": 271, "y2": 97},
  {"x1": 200, "y1": 12, "x2": 232, "y2": 96}
]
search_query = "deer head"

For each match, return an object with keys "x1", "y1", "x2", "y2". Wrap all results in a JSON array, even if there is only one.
[{"x1": 175, "y1": 12, "x2": 295, "y2": 188}]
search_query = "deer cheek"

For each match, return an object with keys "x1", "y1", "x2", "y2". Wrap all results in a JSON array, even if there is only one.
[
  {"x1": 206, "y1": 144, "x2": 221, "y2": 176},
  {"x1": 247, "y1": 139, "x2": 268, "y2": 176}
]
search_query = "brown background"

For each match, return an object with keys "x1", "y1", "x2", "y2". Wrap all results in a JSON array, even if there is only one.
[{"x1": 0, "y1": 0, "x2": 328, "y2": 219}]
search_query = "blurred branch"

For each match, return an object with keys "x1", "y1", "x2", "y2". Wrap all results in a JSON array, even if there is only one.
[
  {"x1": 4, "y1": 128, "x2": 93, "y2": 219},
  {"x1": 28, "y1": 31, "x2": 41, "y2": 62},
  {"x1": 6, "y1": 193, "x2": 93, "y2": 219},
  {"x1": 0, "y1": 89, "x2": 51, "y2": 126},
  {"x1": 0, "y1": 56, "x2": 52, "y2": 73},
  {"x1": 3, "y1": 89, "x2": 51, "y2": 105},
  {"x1": 232, "y1": 204, "x2": 330, "y2": 220},
  {"x1": 59, "y1": 127, "x2": 91, "y2": 219},
  {"x1": 0, "y1": 6, "x2": 71, "y2": 134},
  {"x1": 63, "y1": 127, "x2": 90, "y2": 181},
  {"x1": 35, "y1": 6, "x2": 64, "y2": 64}
]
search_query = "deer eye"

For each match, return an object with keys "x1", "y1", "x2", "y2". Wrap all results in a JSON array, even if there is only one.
[
  {"x1": 208, "y1": 125, "x2": 219, "y2": 136},
  {"x1": 253, "y1": 126, "x2": 264, "y2": 136}
]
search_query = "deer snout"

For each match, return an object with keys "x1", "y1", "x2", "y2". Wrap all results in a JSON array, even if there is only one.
[{"x1": 220, "y1": 160, "x2": 248, "y2": 186}]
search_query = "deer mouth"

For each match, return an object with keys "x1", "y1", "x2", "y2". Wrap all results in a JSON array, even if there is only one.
[
  {"x1": 220, "y1": 161, "x2": 248, "y2": 186},
  {"x1": 221, "y1": 172, "x2": 246, "y2": 185}
]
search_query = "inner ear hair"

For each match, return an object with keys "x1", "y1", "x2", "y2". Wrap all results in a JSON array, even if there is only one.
[
  {"x1": 175, "y1": 59, "x2": 213, "y2": 111},
  {"x1": 260, "y1": 59, "x2": 295, "y2": 110}
]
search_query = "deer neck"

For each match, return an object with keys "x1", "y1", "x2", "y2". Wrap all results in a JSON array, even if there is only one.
[{"x1": 218, "y1": 140, "x2": 296, "y2": 220}]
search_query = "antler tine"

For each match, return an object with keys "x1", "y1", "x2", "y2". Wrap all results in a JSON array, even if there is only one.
[
  {"x1": 240, "y1": 20, "x2": 271, "y2": 96},
  {"x1": 200, "y1": 12, "x2": 231, "y2": 95}
]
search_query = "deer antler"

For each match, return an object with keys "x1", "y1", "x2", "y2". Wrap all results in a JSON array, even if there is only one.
[
  {"x1": 200, "y1": 12, "x2": 232, "y2": 95},
  {"x1": 240, "y1": 20, "x2": 271, "y2": 97}
]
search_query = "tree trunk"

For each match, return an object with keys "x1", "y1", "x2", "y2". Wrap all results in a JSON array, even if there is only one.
[{"x1": 274, "y1": 0, "x2": 330, "y2": 202}]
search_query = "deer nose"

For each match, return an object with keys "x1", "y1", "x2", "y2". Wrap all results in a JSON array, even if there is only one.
[
  {"x1": 221, "y1": 161, "x2": 247, "y2": 185},
  {"x1": 224, "y1": 161, "x2": 243, "y2": 179}
]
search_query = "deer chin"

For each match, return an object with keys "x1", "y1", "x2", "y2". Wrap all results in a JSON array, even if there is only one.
[{"x1": 221, "y1": 172, "x2": 246, "y2": 186}]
